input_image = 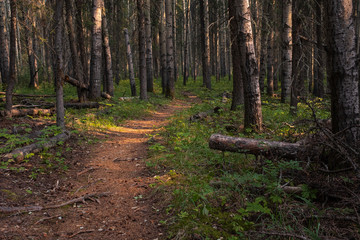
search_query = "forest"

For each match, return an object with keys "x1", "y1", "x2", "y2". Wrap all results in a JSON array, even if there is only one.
[{"x1": 0, "y1": 0, "x2": 359, "y2": 239}]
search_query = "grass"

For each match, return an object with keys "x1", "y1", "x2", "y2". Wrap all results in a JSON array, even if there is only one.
[
  {"x1": 146, "y1": 77, "x2": 338, "y2": 239},
  {"x1": 2, "y1": 71, "x2": 355, "y2": 239}
]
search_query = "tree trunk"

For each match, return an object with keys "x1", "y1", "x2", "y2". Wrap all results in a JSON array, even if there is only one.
[
  {"x1": 290, "y1": 0, "x2": 303, "y2": 115},
  {"x1": 182, "y1": 0, "x2": 189, "y2": 86},
  {"x1": 209, "y1": 134, "x2": 302, "y2": 159},
  {"x1": 281, "y1": 0, "x2": 292, "y2": 103},
  {"x1": 145, "y1": 0, "x2": 153, "y2": 93},
  {"x1": 258, "y1": 1, "x2": 268, "y2": 94},
  {"x1": 89, "y1": 0, "x2": 103, "y2": 100},
  {"x1": 229, "y1": 0, "x2": 244, "y2": 110},
  {"x1": 313, "y1": 0, "x2": 324, "y2": 98},
  {"x1": 65, "y1": 0, "x2": 87, "y2": 103},
  {"x1": 266, "y1": 0, "x2": 274, "y2": 96},
  {"x1": 5, "y1": 0, "x2": 16, "y2": 113},
  {"x1": 0, "y1": 0, "x2": 9, "y2": 86},
  {"x1": 326, "y1": 0, "x2": 360, "y2": 146},
  {"x1": 54, "y1": 0, "x2": 65, "y2": 129},
  {"x1": 102, "y1": 10, "x2": 114, "y2": 96},
  {"x1": 233, "y1": 0, "x2": 263, "y2": 131},
  {"x1": 200, "y1": 0, "x2": 211, "y2": 90},
  {"x1": 172, "y1": 0, "x2": 178, "y2": 82},
  {"x1": 165, "y1": 0, "x2": 175, "y2": 98},
  {"x1": 23, "y1": 5, "x2": 38, "y2": 89},
  {"x1": 159, "y1": 0, "x2": 167, "y2": 94},
  {"x1": 137, "y1": 0, "x2": 147, "y2": 100},
  {"x1": 124, "y1": 28, "x2": 136, "y2": 96},
  {"x1": 75, "y1": 0, "x2": 89, "y2": 88}
]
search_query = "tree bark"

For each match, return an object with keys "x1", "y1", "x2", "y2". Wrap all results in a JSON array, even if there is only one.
[
  {"x1": 159, "y1": 1, "x2": 167, "y2": 94},
  {"x1": 165, "y1": 0, "x2": 175, "y2": 98},
  {"x1": 258, "y1": 1, "x2": 268, "y2": 94},
  {"x1": 209, "y1": 134, "x2": 302, "y2": 159},
  {"x1": 65, "y1": 0, "x2": 87, "y2": 102},
  {"x1": 145, "y1": 0, "x2": 153, "y2": 92},
  {"x1": 326, "y1": 0, "x2": 360, "y2": 146},
  {"x1": 102, "y1": 10, "x2": 114, "y2": 97},
  {"x1": 0, "y1": 0, "x2": 9, "y2": 86},
  {"x1": 266, "y1": 0, "x2": 275, "y2": 96},
  {"x1": 75, "y1": 0, "x2": 89, "y2": 88},
  {"x1": 5, "y1": 0, "x2": 16, "y2": 113},
  {"x1": 233, "y1": 0, "x2": 263, "y2": 131},
  {"x1": 229, "y1": 0, "x2": 244, "y2": 110},
  {"x1": 124, "y1": 28, "x2": 136, "y2": 96},
  {"x1": 54, "y1": 0, "x2": 65, "y2": 129},
  {"x1": 281, "y1": 0, "x2": 292, "y2": 103},
  {"x1": 89, "y1": 0, "x2": 103, "y2": 100},
  {"x1": 23, "y1": 4, "x2": 38, "y2": 89},
  {"x1": 182, "y1": 0, "x2": 189, "y2": 86},
  {"x1": 137, "y1": 0, "x2": 148, "y2": 100},
  {"x1": 200, "y1": 0, "x2": 211, "y2": 90},
  {"x1": 313, "y1": 0, "x2": 324, "y2": 98},
  {"x1": 290, "y1": 0, "x2": 303, "y2": 115}
]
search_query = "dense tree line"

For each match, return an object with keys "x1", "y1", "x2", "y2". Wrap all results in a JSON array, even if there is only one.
[{"x1": 0, "y1": 0, "x2": 359, "y2": 165}]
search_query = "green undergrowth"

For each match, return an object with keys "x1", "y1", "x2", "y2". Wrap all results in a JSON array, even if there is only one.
[
  {"x1": 147, "y1": 78, "x2": 334, "y2": 239},
  {"x1": 0, "y1": 77, "x2": 169, "y2": 178}
]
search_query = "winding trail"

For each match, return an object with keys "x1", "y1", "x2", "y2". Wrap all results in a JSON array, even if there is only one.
[
  {"x1": 55, "y1": 99, "x2": 191, "y2": 239},
  {"x1": 0, "y1": 99, "x2": 192, "y2": 240}
]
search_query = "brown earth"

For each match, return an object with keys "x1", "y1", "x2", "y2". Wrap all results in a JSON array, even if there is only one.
[{"x1": 0, "y1": 98, "x2": 193, "y2": 240}]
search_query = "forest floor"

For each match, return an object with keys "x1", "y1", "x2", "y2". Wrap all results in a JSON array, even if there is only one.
[{"x1": 0, "y1": 96, "x2": 197, "y2": 240}]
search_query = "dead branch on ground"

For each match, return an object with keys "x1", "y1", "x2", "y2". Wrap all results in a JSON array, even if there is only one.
[{"x1": 0, "y1": 192, "x2": 110, "y2": 213}]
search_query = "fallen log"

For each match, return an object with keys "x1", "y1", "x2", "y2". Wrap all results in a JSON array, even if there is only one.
[
  {"x1": 0, "y1": 92, "x2": 55, "y2": 98},
  {"x1": 209, "y1": 134, "x2": 303, "y2": 159},
  {"x1": 64, "y1": 75, "x2": 111, "y2": 100},
  {"x1": 0, "y1": 192, "x2": 110, "y2": 213},
  {"x1": 101, "y1": 92, "x2": 112, "y2": 100},
  {"x1": 64, "y1": 75, "x2": 88, "y2": 89},
  {"x1": 3, "y1": 131, "x2": 70, "y2": 161},
  {"x1": 0, "y1": 108, "x2": 54, "y2": 117}
]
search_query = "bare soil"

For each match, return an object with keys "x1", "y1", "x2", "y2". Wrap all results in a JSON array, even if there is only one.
[{"x1": 0, "y1": 99, "x2": 192, "y2": 240}]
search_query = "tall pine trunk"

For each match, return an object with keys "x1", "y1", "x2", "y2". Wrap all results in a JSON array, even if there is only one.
[
  {"x1": 0, "y1": 0, "x2": 9, "y2": 86},
  {"x1": 159, "y1": 1, "x2": 167, "y2": 94},
  {"x1": 5, "y1": 0, "x2": 16, "y2": 113},
  {"x1": 54, "y1": 0, "x2": 65, "y2": 129},
  {"x1": 89, "y1": 0, "x2": 103, "y2": 100},
  {"x1": 145, "y1": 0, "x2": 154, "y2": 92},
  {"x1": 200, "y1": 0, "x2": 211, "y2": 90},
  {"x1": 281, "y1": 0, "x2": 292, "y2": 103},
  {"x1": 137, "y1": 0, "x2": 147, "y2": 100},
  {"x1": 233, "y1": 0, "x2": 263, "y2": 131},
  {"x1": 102, "y1": 10, "x2": 114, "y2": 96},
  {"x1": 65, "y1": 0, "x2": 87, "y2": 102},
  {"x1": 326, "y1": 0, "x2": 360, "y2": 146},
  {"x1": 165, "y1": 0, "x2": 175, "y2": 98},
  {"x1": 124, "y1": 28, "x2": 136, "y2": 96}
]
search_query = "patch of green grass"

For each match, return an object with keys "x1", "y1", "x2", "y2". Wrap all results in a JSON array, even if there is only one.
[{"x1": 146, "y1": 78, "x2": 331, "y2": 239}]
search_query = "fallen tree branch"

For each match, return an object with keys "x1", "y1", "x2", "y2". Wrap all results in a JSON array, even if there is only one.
[
  {"x1": 0, "y1": 192, "x2": 110, "y2": 213},
  {"x1": 209, "y1": 134, "x2": 303, "y2": 159},
  {"x1": 64, "y1": 75, "x2": 111, "y2": 100},
  {"x1": 0, "y1": 92, "x2": 55, "y2": 98},
  {"x1": 0, "y1": 108, "x2": 54, "y2": 117},
  {"x1": 3, "y1": 131, "x2": 70, "y2": 161},
  {"x1": 64, "y1": 75, "x2": 88, "y2": 89},
  {"x1": 69, "y1": 229, "x2": 96, "y2": 238}
]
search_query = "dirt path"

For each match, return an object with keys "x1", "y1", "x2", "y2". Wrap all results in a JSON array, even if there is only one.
[{"x1": 0, "y1": 99, "x2": 191, "y2": 240}]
